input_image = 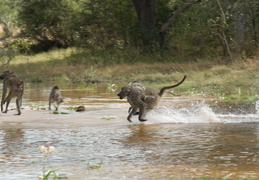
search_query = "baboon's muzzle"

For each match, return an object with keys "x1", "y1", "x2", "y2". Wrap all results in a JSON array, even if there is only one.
[
  {"x1": 117, "y1": 92, "x2": 125, "y2": 99},
  {"x1": 0, "y1": 74, "x2": 5, "y2": 80}
]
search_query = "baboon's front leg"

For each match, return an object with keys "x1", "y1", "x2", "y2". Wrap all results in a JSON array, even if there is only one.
[
  {"x1": 1, "y1": 99, "x2": 4, "y2": 112},
  {"x1": 1, "y1": 87, "x2": 7, "y2": 112},
  {"x1": 128, "y1": 107, "x2": 139, "y2": 116},
  {"x1": 127, "y1": 108, "x2": 138, "y2": 122},
  {"x1": 3, "y1": 94, "x2": 12, "y2": 113}
]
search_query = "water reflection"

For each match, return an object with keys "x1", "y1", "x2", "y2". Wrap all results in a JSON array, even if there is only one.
[
  {"x1": 1, "y1": 126, "x2": 25, "y2": 154},
  {"x1": 124, "y1": 124, "x2": 161, "y2": 144},
  {"x1": 22, "y1": 82, "x2": 120, "y2": 108},
  {"x1": 104, "y1": 123, "x2": 259, "y2": 178},
  {"x1": 119, "y1": 123, "x2": 259, "y2": 169},
  {"x1": 1, "y1": 121, "x2": 259, "y2": 179}
]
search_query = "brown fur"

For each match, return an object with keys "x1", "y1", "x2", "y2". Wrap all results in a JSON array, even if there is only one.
[
  {"x1": 117, "y1": 75, "x2": 187, "y2": 122},
  {"x1": 0, "y1": 70, "x2": 24, "y2": 115},
  {"x1": 76, "y1": 105, "x2": 85, "y2": 112},
  {"x1": 49, "y1": 85, "x2": 63, "y2": 111}
]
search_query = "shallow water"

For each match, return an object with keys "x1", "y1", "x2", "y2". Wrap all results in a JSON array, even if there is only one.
[{"x1": 0, "y1": 82, "x2": 259, "y2": 179}]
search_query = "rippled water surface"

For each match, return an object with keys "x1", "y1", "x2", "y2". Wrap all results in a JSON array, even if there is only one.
[{"x1": 0, "y1": 82, "x2": 258, "y2": 179}]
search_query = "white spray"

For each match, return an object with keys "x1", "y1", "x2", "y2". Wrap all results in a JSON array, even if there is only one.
[{"x1": 147, "y1": 101, "x2": 221, "y2": 124}]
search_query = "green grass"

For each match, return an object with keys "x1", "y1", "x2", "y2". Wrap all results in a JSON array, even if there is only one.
[
  {"x1": 1, "y1": 48, "x2": 258, "y2": 104},
  {"x1": 63, "y1": 106, "x2": 77, "y2": 110},
  {"x1": 52, "y1": 111, "x2": 69, "y2": 114}
]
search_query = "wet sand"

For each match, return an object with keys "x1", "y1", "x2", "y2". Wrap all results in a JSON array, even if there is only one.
[{"x1": 0, "y1": 106, "x2": 129, "y2": 129}]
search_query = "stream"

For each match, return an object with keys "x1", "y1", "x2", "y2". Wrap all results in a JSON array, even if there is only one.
[{"x1": 0, "y1": 82, "x2": 258, "y2": 179}]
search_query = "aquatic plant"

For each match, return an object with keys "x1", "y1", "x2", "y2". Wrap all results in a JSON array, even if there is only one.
[
  {"x1": 52, "y1": 111, "x2": 69, "y2": 114},
  {"x1": 39, "y1": 145, "x2": 54, "y2": 179},
  {"x1": 87, "y1": 159, "x2": 103, "y2": 170},
  {"x1": 101, "y1": 117, "x2": 115, "y2": 120},
  {"x1": 39, "y1": 170, "x2": 68, "y2": 180},
  {"x1": 40, "y1": 145, "x2": 55, "y2": 154},
  {"x1": 38, "y1": 145, "x2": 68, "y2": 180}
]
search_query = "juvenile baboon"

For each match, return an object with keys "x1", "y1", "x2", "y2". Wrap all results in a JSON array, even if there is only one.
[
  {"x1": 117, "y1": 75, "x2": 187, "y2": 122},
  {"x1": 0, "y1": 70, "x2": 24, "y2": 115},
  {"x1": 49, "y1": 85, "x2": 63, "y2": 111}
]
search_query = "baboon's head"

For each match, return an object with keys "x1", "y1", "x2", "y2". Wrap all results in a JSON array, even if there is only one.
[
  {"x1": 0, "y1": 70, "x2": 13, "y2": 80},
  {"x1": 117, "y1": 85, "x2": 131, "y2": 99},
  {"x1": 53, "y1": 85, "x2": 60, "y2": 90}
]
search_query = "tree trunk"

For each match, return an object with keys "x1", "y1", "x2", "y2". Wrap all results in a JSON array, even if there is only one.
[
  {"x1": 215, "y1": 0, "x2": 233, "y2": 62},
  {"x1": 131, "y1": 0, "x2": 156, "y2": 49},
  {"x1": 131, "y1": 0, "x2": 201, "y2": 51},
  {"x1": 247, "y1": 0, "x2": 257, "y2": 46}
]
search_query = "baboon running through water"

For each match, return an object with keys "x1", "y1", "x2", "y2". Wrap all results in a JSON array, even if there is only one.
[
  {"x1": 0, "y1": 70, "x2": 24, "y2": 115},
  {"x1": 49, "y1": 85, "x2": 63, "y2": 111},
  {"x1": 117, "y1": 75, "x2": 187, "y2": 122}
]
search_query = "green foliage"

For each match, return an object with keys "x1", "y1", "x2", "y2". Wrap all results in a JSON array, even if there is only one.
[
  {"x1": 4, "y1": 0, "x2": 258, "y2": 61},
  {"x1": 0, "y1": 0, "x2": 20, "y2": 37},
  {"x1": 18, "y1": 0, "x2": 76, "y2": 46},
  {"x1": 52, "y1": 111, "x2": 69, "y2": 114},
  {"x1": 77, "y1": 0, "x2": 138, "y2": 49}
]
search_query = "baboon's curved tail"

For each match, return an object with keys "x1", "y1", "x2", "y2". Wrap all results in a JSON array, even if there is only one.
[{"x1": 158, "y1": 75, "x2": 187, "y2": 97}]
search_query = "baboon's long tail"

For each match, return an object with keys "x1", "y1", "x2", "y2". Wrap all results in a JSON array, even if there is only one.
[{"x1": 158, "y1": 75, "x2": 187, "y2": 97}]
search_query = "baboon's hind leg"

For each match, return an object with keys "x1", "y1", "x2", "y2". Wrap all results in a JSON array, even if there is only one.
[
  {"x1": 138, "y1": 106, "x2": 147, "y2": 122},
  {"x1": 55, "y1": 105, "x2": 59, "y2": 111},
  {"x1": 16, "y1": 98, "x2": 21, "y2": 115},
  {"x1": 53, "y1": 104, "x2": 58, "y2": 111},
  {"x1": 49, "y1": 100, "x2": 52, "y2": 110}
]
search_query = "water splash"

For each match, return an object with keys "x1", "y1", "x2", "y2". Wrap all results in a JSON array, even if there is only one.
[
  {"x1": 146, "y1": 101, "x2": 259, "y2": 124},
  {"x1": 147, "y1": 102, "x2": 220, "y2": 124}
]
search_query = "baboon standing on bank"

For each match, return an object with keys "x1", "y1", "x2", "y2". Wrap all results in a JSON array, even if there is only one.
[
  {"x1": 117, "y1": 75, "x2": 187, "y2": 122},
  {"x1": 49, "y1": 85, "x2": 63, "y2": 111},
  {"x1": 0, "y1": 70, "x2": 24, "y2": 115}
]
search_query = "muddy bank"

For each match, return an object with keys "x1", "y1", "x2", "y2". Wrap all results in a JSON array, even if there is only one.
[{"x1": 0, "y1": 106, "x2": 129, "y2": 129}]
